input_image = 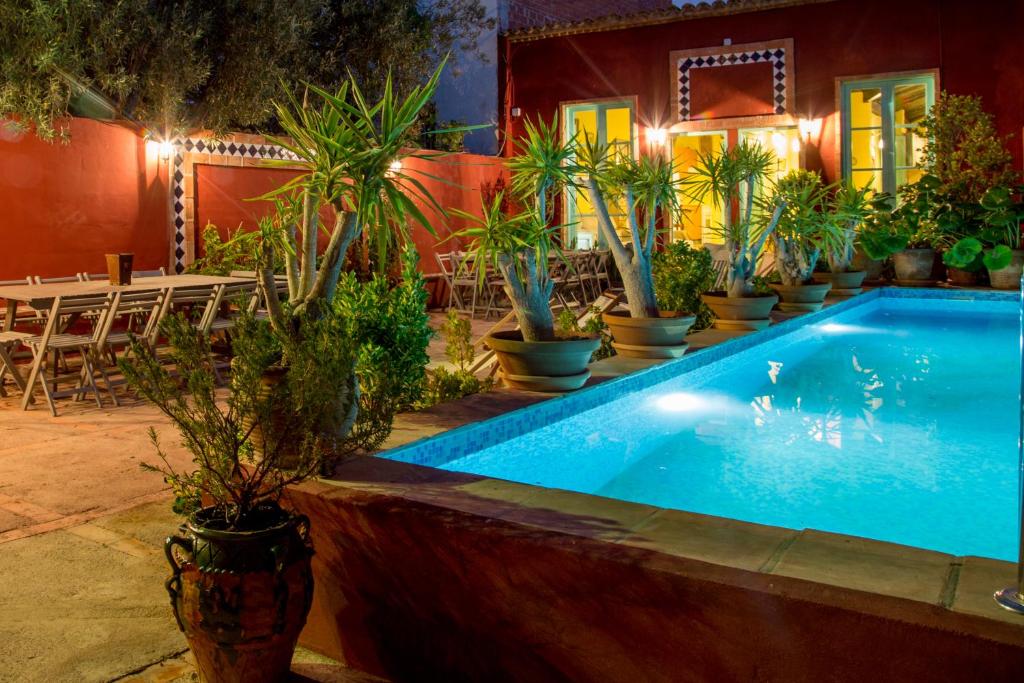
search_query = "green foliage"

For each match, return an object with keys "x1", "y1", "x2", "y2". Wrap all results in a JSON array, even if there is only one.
[
  {"x1": 652, "y1": 242, "x2": 716, "y2": 331},
  {"x1": 0, "y1": 0, "x2": 493, "y2": 140},
  {"x1": 555, "y1": 308, "x2": 614, "y2": 361},
  {"x1": 943, "y1": 237, "x2": 984, "y2": 270},
  {"x1": 920, "y1": 92, "x2": 1018, "y2": 204},
  {"x1": 826, "y1": 180, "x2": 873, "y2": 272},
  {"x1": 120, "y1": 309, "x2": 357, "y2": 529},
  {"x1": 983, "y1": 244, "x2": 1014, "y2": 272},
  {"x1": 188, "y1": 224, "x2": 260, "y2": 276},
  {"x1": 419, "y1": 310, "x2": 493, "y2": 407},
  {"x1": 334, "y1": 249, "x2": 432, "y2": 452},
  {"x1": 687, "y1": 141, "x2": 784, "y2": 296},
  {"x1": 770, "y1": 170, "x2": 840, "y2": 284},
  {"x1": 944, "y1": 185, "x2": 1024, "y2": 272},
  {"x1": 858, "y1": 193, "x2": 908, "y2": 260}
]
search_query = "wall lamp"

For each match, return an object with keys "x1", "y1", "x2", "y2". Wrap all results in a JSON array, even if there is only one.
[
  {"x1": 797, "y1": 117, "x2": 823, "y2": 144},
  {"x1": 145, "y1": 136, "x2": 174, "y2": 161},
  {"x1": 646, "y1": 127, "x2": 668, "y2": 148}
]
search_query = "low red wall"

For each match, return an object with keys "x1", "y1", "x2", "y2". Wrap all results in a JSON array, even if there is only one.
[{"x1": 0, "y1": 118, "x2": 168, "y2": 280}]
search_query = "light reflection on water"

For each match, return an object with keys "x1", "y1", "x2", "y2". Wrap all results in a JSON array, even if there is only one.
[{"x1": 441, "y1": 305, "x2": 1019, "y2": 560}]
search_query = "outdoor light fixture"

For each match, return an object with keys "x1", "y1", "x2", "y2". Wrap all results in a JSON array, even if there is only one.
[
  {"x1": 510, "y1": 106, "x2": 522, "y2": 119},
  {"x1": 388, "y1": 159, "x2": 403, "y2": 174},
  {"x1": 797, "y1": 117, "x2": 822, "y2": 143},
  {"x1": 646, "y1": 127, "x2": 668, "y2": 148},
  {"x1": 146, "y1": 137, "x2": 173, "y2": 161},
  {"x1": 159, "y1": 140, "x2": 173, "y2": 160}
]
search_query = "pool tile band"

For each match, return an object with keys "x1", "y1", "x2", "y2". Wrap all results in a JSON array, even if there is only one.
[{"x1": 383, "y1": 288, "x2": 1018, "y2": 469}]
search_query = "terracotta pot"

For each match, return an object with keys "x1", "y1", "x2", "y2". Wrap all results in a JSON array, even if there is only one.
[
  {"x1": 812, "y1": 271, "x2": 866, "y2": 297},
  {"x1": 486, "y1": 330, "x2": 599, "y2": 392},
  {"x1": 769, "y1": 282, "x2": 833, "y2": 312},
  {"x1": 987, "y1": 249, "x2": 1024, "y2": 290},
  {"x1": 893, "y1": 248, "x2": 935, "y2": 282},
  {"x1": 946, "y1": 267, "x2": 978, "y2": 287},
  {"x1": 105, "y1": 252, "x2": 134, "y2": 285},
  {"x1": 851, "y1": 248, "x2": 884, "y2": 282},
  {"x1": 602, "y1": 310, "x2": 695, "y2": 359},
  {"x1": 701, "y1": 293, "x2": 778, "y2": 331},
  {"x1": 165, "y1": 505, "x2": 314, "y2": 683}
]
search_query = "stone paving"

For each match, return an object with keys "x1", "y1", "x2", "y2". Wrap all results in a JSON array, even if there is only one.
[{"x1": 0, "y1": 305, "x2": 656, "y2": 682}]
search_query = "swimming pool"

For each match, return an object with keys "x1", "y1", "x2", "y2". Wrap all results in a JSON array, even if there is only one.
[{"x1": 386, "y1": 289, "x2": 1020, "y2": 561}]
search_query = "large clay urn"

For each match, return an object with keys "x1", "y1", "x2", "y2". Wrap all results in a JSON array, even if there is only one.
[
  {"x1": 602, "y1": 310, "x2": 696, "y2": 359},
  {"x1": 486, "y1": 330, "x2": 599, "y2": 392},
  {"x1": 165, "y1": 505, "x2": 314, "y2": 683}
]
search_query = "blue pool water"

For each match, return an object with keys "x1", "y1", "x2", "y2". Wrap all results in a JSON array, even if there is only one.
[{"x1": 401, "y1": 295, "x2": 1022, "y2": 560}]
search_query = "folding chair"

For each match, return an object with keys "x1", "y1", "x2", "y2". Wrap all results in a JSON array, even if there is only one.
[
  {"x1": 78, "y1": 273, "x2": 108, "y2": 282},
  {"x1": 31, "y1": 275, "x2": 81, "y2": 285},
  {"x1": 92, "y1": 289, "x2": 169, "y2": 405},
  {"x1": 132, "y1": 268, "x2": 167, "y2": 278},
  {"x1": 0, "y1": 331, "x2": 31, "y2": 397},
  {"x1": 593, "y1": 250, "x2": 612, "y2": 293},
  {"x1": 20, "y1": 293, "x2": 114, "y2": 416}
]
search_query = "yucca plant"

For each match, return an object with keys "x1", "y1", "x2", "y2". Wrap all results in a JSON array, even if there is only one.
[
  {"x1": 826, "y1": 180, "x2": 873, "y2": 273},
  {"x1": 257, "y1": 63, "x2": 451, "y2": 327},
  {"x1": 770, "y1": 169, "x2": 840, "y2": 285},
  {"x1": 687, "y1": 141, "x2": 785, "y2": 297},
  {"x1": 576, "y1": 135, "x2": 683, "y2": 317},
  {"x1": 451, "y1": 116, "x2": 572, "y2": 342}
]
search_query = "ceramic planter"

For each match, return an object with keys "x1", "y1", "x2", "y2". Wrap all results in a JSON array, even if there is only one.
[
  {"x1": 946, "y1": 267, "x2": 978, "y2": 287},
  {"x1": 851, "y1": 248, "x2": 884, "y2": 282},
  {"x1": 893, "y1": 248, "x2": 936, "y2": 283},
  {"x1": 165, "y1": 505, "x2": 314, "y2": 683},
  {"x1": 769, "y1": 282, "x2": 833, "y2": 312},
  {"x1": 701, "y1": 293, "x2": 778, "y2": 331},
  {"x1": 486, "y1": 330, "x2": 600, "y2": 392},
  {"x1": 987, "y1": 249, "x2": 1024, "y2": 290},
  {"x1": 602, "y1": 310, "x2": 696, "y2": 359},
  {"x1": 812, "y1": 271, "x2": 866, "y2": 297}
]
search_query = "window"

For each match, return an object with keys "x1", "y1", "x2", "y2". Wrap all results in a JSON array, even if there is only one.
[
  {"x1": 841, "y1": 74, "x2": 935, "y2": 195},
  {"x1": 562, "y1": 100, "x2": 636, "y2": 248}
]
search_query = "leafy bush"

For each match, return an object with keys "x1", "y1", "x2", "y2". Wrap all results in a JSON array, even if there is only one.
[
  {"x1": 556, "y1": 307, "x2": 614, "y2": 361},
  {"x1": 188, "y1": 224, "x2": 261, "y2": 276},
  {"x1": 335, "y1": 249, "x2": 433, "y2": 452},
  {"x1": 652, "y1": 242, "x2": 716, "y2": 331},
  {"x1": 121, "y1": 309, "x2": 357, "y2": 528},
  {"x1": 419, "y1": 310, "x2": 493, "y2": 407},
  {"x1": 921, "y1": 93, "x2": 1017, "y2": 204}
]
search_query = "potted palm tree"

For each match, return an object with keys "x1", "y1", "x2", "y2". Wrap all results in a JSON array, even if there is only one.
[
  {"x1": 769, "y1": 169, "x2": 838, "y2": 311},
  {"x1": 813, "y1": 180, "x2": 873, "y2": 296},
  {"x1": 122, "y1": 311, "x2": 356, "y2": 683},
  {"x1": 575, "y1": 137, "x2": 696, "y2": 358},
  {"x1": 451, "y1": 117, "x2": 599, "y2": 391},
  {"x1": 689, "y1": 141, "x2": 786, "y2": 330}
]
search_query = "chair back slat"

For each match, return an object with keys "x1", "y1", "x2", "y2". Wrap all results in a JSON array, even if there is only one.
[
  {"x1": 31, "y1": 275, "x2": 80, "y2": 285},
  {"x1": 97, "y1": 289, "x2": 168, "y2": 350},
  {"x1": 132, "y1": 268, "x2": 167, "y2": 278}
]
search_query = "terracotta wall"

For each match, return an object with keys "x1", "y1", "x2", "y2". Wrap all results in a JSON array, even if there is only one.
[
  {"x1": 501, "y1": 0, "x2": 1024, "y2": 180},
  {"x1": 0, "y1": 118, "x2": 168, "y2": 280},
  {"x1": 0, "y1": 117, "x2": 505, "y2": 281},
  {"x1": 194, "y1": 152, "x2": 507, "y2": 275}
]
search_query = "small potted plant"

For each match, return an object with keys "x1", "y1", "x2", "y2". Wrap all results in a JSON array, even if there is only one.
[
  {"x1": 813, "y1": 180, "x2": 872, "y2": 296},
  {"x1": 576, "y1": 136, "x2": 696, "y2": 358},
  {"x1": 944, "y1": 185, "x2": 1024, "y2": 289},
  {"x1": 450, "y1": 118, "x2": 599, "y2": 391},
  {"x1": 891, "y1": 175, "x2": 942, "y2": 283},
  {"x1": 688, "y1": 141, "x2": 786, "y2": 330},
  {"x1": 121, "y1": 310, "x2": 356, "y2": 683},
  {"x1": 769, "y1": 169, "x2": 839, "y2": 311}
]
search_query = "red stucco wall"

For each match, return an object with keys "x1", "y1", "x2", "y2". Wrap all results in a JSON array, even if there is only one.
[
  {"x1": 0, "y1": 118, "x2": 169, "y2": 280},
  {"x1": 501, "y1": 0, "x2": 1024, "y2": 180}
]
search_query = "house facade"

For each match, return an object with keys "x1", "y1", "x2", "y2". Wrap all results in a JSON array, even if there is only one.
[{"x1": 498, "y1": 0, "x2": 1024, "y2": 246}]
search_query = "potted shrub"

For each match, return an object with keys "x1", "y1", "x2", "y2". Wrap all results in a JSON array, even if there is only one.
[
  {"x1": 945, "y1": 185, "x2": 1024, "y2": 289},
  {"x1": 688, "y1": 141, "x2": 786, "y2": 330},
  {"x1": 857, "y1": 192, "x2": 906, "y2": 273},
  {"x1": 890, "y1": 176, "x2": 942, "y2": 283},
  {"x1": 936, "y1": 199, "x2": 987, "y2": 286},
  {"x1": 768, "y1": 169, "x2": 839, "y2": 312},
  {"x1": 450, "y1": 118, "x2": 599, "y2": 391},
  {"x1": 813, "y1": 180, "x2": 873, "y2": 295},
  {"x1": 121, "y1": 311, "x2": 356, "y2": 683},
  {"x1": 576, "y1": 135, "x2": 696, "y2": 358},
  {"x1": 651, "y1": 241, "x2": 717, "y2": 333}
]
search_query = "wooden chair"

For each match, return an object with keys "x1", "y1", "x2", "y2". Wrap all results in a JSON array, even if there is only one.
[
  {"x1": 78, "y1": 273, "x2": 107, "y2": 282},
  {"x1": 20, "y1": 293, "x2": 115, "y2": 415},
  {"x1": 593, "y1": 250, "x2": 612, "y2": 293},
  {"x1": 0, "y1": 331, "x2": 31, "y2": 397},
  {"x1": 133, "y1": 267, "x2": 167, "y2": 278},
  {"x1": 92, "y1": 289, "x2": 169, "y2": 404},
  {"x1": 31, "y1": 275, "x2": 81, "y2": 285}
]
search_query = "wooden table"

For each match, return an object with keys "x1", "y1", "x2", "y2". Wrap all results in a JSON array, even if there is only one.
[{"x1": 0, "y1": 274, "x2": 252, "y2": 331}]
